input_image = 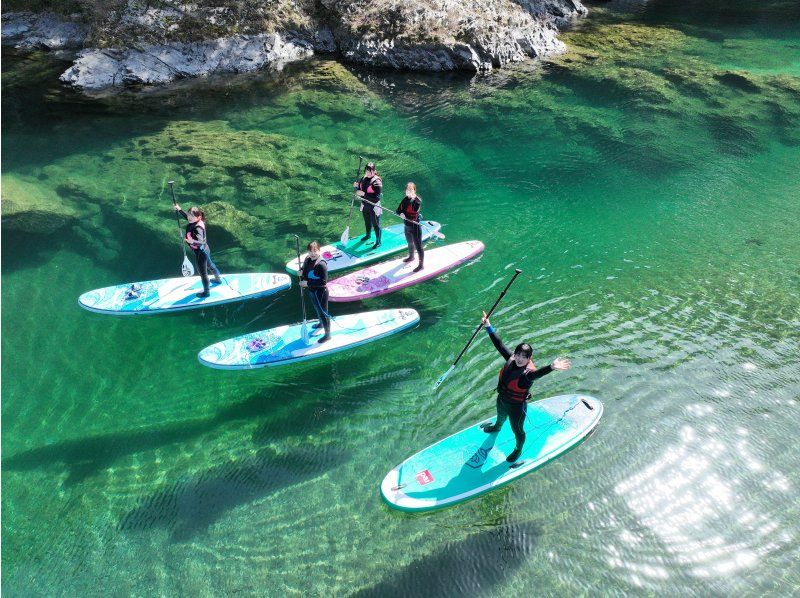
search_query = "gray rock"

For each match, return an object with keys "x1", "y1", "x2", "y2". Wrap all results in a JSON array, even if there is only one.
[
  {"x1": 60, "y1": 33, "x2": 315, "y2": 91},
  {"x1": 2, "y1": 11, "x2": 87, "y2": 50}
]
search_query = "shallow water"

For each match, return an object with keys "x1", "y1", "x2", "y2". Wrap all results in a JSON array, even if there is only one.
[{"x1": 3, "y1": 1, "x2": 800, "y2": 595}]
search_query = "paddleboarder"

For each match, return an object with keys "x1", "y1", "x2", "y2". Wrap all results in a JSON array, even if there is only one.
[
  {"x1": 396, "y1": 182, "x2": 424, "y2": 272},
  {"x1": 300, "y1": 241, "x2": 331, "y2": 343},
  {"x1": 480, "y1": 312, "x2": 571, "y2": 463},
  {"x1": 353, "y1": 162, "x2": 383, "y2": 249},
  {"x1": 174, "y1": 203, "x2": 222, "y2": 297}
]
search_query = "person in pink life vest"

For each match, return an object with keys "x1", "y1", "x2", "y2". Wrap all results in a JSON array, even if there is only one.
[
  {"x1": 396, "y1": 181, "x2": 424, "y2": 272},
  {"x1": 353, "y1": 162, "x2": 383, "y2": 249},
  {"x1": 173, "y1": 204, "x2": 222, "y2": 297}
]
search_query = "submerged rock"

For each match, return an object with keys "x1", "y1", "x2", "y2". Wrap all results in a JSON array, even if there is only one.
[{"x1": 1, "y1": 175, "x2": 80, "y2": 234}]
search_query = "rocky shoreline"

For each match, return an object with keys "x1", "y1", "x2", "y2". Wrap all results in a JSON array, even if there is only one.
[{"x1": 2, "y1": 0, "x2": 587, "y2": 93}]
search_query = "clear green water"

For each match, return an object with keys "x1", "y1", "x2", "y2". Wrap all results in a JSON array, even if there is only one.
[{"x1": 3, "y1": 2, "x2": 800, "y2": 595}]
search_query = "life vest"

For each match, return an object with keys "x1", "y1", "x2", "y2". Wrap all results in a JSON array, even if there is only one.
[
  {"x1": 360, "y1": 175, "x2": 382, "y2": 200},
  {"x1": 497, "y1": 358, "x2": 534, "y2": 402},
  {"x1": 185, "y1": 220, "x2": 206, "y2": 250},
  {"x1": 400, "y1": 196, "x2": 421, "y2": 222}
]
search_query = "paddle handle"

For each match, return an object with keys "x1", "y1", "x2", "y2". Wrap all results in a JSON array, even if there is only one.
[{"x1": 450, "y1": 268, "x2": 522, "y2": 368}]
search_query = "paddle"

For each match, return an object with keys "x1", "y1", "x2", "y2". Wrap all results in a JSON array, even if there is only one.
[
  {"x1": 354, "y1": 195, "x2": 446, "y2": 240},
  {"x1": 434, "y1": 268, "x2": 523, "y2": 389},
  {"x1": 168, "y1": 181, "x2": 195, "y2": 277},
  {"x1": 340, "y1": 156, "x2": 363, "y2": 246},
  {"x1": 294, "y1": 235, "x2": 310, "y2": 344}
]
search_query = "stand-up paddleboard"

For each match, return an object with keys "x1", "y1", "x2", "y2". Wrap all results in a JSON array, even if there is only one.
[
  {"x1": 78, "y1": 273, "x2": 291, "y2": 315},
  {"x1": 381, "y1": 394, "x2": 603, "y2": 512},
  {"x1": 328, "y1": 241, "x2": 484, "y2": 302},
  {"x1": 198, "y1": 308, "x2": 420, "y2": 369},
  {"x1": 285, "y1": 221, "x2": 442, "y2": 275}
]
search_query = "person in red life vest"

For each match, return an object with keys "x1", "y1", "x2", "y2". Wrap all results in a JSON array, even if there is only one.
[
  {"x1": 174, "y1": 203, "x2": 222, "y2": 297},
  {"x1": 353, "y1": 162, "x2": 383, "y2": 249},
  {"x1": 299, "y1": 241, "x2": 331, "y2": 343},
  {"x1": 479, "y1": 311, "x2": 571, "y2": 463},
  {"x1": 396, "y1": 181, "x2": 424, "y2": 272}
]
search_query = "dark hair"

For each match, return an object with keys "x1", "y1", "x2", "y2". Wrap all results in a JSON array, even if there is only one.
[
  {"x1": 189, "y1": 206, "x2": 205, "y2": 221},
  {"x1": 365, "y1": 162, "x2": 379, "y2": 176},
  {"x1": 514, "y1": 343, "x2": 533, "y2": 359},
  {"x1": 307, "y1": 241, "x2": 321, "y2": 251}
]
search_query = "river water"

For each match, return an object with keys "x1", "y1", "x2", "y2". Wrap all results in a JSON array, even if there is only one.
[{"x1": 2, "y1": 1, "x2": 799, "y2": 595}]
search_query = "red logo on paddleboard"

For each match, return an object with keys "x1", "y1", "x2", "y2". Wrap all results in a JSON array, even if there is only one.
[{"x1": 415, "y1": 470, "x2": 434, "y2": 485}]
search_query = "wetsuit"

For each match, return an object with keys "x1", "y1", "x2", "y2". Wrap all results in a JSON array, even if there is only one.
[
  {"x1": 396, "y1": 195, "x2": 423, "y2": 266},
  {"x1": 485, "y1": 326, "x2": 553, "y2": 460},
  {"x1": 178, "y1": 209, "x2": 221, "y2": 294},
  {"x1": 301, "y1": 255, "x2": 330, "y2": 340},
  {"x1": 357, "y1": 174, "x2": 383, "y2": 245}
]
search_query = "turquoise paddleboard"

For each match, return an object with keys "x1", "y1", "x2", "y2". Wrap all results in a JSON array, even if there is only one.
[
  {"x1": 198, "y1": 308, "x2": 420, "y2": 369},
  {"x1": 381, "y1": 394, "x2": 603, "y2": 512},
  {"x1": 285, "y1": 221, "x2": 442, "y2": 275},
  {"x1": 79, "y1": 273, "x2": 291, "y2": 315}
]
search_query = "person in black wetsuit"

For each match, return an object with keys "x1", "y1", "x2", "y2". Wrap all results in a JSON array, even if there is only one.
[
  {"x1": 300, "y1": 241, "x2": 331, "y2": 344},
  {"x1": 396, "y1": 181, "x2": 424, "y2": 272},
  {"x1": 174, "y1": 203, "x2": 222, "y2": 297},
  {"x1": 480, "y1": 311, "x2": 571, "y2": 463},
  {"x1": 353, "y1": 162, "x2": 383, "y2": 248}
]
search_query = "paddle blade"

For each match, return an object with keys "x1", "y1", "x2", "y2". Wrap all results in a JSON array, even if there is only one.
[
  {"x1": 434, "y1": 365, "x2": 455, "y2": 390},
  {"x1": 301, "y1": 321, "x2": 309, "y2": 344},
  {"x1": 181, "y1": 256, "x2": 194, "y2": 277},
  {"x1": 340, "y1": 227, "x2": 349, "y2": 246},
  {"x1": 433, "y1": 231, "x2": 446, "y2": 240}
]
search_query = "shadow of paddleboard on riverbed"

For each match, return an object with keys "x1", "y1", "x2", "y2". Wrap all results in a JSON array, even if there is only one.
[
  {"x1": 118, "y1": 446, "x2": 348, "y2": 542},
  {"x1": 350, "y1": 521, "x2": 539, "y2": 597}
]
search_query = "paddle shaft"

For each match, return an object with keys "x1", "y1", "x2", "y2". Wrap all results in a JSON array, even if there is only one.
[
  {"x1": 351, "y1": 194, "x2": 429, "y2": 230},
  {"x1": 344, "y1": 156, "x2": 363, "y2": 232},
  {"x1": 168, "y1": 181, "x2": 188, "y2": 257},
  {"x1": 294, "y1": 235, "x2": 308, "y2": 323},
  {"x1": 449, "y1": 269, "x2": 523, "y2": 368}
]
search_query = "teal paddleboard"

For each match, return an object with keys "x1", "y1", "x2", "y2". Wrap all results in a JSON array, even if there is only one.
[
  {"x1": 381, "y1": 394, "x2": 603, "y2": 512},
  {"x1": 198, "y1": 308, "x2": 420, "y2": 369},
  {"x1": 78, "y1": 273, "x2": 291, "y2": 315},
  {"x1": 285, "y1": 221, "x2": 442, "y2": 275}
]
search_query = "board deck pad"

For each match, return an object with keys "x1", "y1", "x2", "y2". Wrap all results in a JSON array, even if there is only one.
[
  {"x1": 198, "y1": 308, "x2": 420, "y2": 369},
  {"x1": 381, "y1": 394, "x2": 603, "y2": 512},
  {"x1": 328, "y1": 241, "x2": 484, "y2": 302},
  {"x1": 285, "y1": 221, "x2": 442, "y2": 275},
  {"x1": 78, "y1": 273, "x2": 291, "y2": 315}
]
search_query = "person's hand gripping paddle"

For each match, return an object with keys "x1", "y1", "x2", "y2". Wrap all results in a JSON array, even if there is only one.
[
  {"x1": 434, "y1": 268, "x2": 522, "y2": 389},
  {"x1": 168, "y1": 181, "x2": 195, "y2": 277}
]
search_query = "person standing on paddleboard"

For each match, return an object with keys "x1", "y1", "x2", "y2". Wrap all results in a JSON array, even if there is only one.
[
  {"x1": 396, "y1": 182, "x2": 424, "y2": 272},
  {"x1": 174, "y1": 204, "x2": 222, "y2": 297},
  {"x1": 354, "y1": 162, "x2": 383, "y2": 249},
  {"x1": 480, "y1": 312, "x2": 571, "y2": 463},
  {"x1": 300, "y1": 241, "x2": 331, "y2": 344}
]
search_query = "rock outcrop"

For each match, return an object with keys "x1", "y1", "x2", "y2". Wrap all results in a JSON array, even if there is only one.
[{"x1": 2, "y1": 0, "x2": 587, "y2": 92}]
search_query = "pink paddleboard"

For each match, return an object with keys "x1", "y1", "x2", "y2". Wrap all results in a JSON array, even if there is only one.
[{"x1": 328, "y1": 241, "x2": 485, "y2": 302}]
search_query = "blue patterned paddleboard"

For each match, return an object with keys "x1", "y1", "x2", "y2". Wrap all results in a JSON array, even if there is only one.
[
  {"x1": 78, "y1": 273, "x2": 291, "y2": 315},
  {"x1": 285, "y1": 221, "x2": 442, "y2": 275},
  {"x1": 381, "y1": 394, "x2": 603, "y2": 512},
  {"x1": 198, "y1": 308, "x2": 420, "y2": 369}
]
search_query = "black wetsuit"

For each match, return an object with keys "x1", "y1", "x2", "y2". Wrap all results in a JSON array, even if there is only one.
[
  {"x1": 486, "y1": 326, "x2": 553, "y2": 457},
  {"x1": 357, "y1": 174, "x2": 383, "y2": 245},
  {"x1": 396, "y1": 195, "x2": 423, "y2": 265},
  {"x1": 178, "y1": 209, "x2": 221, "y2": 293},
  {"x1": 302, "y1": 256, "x2": 329, "y2": 338}
]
